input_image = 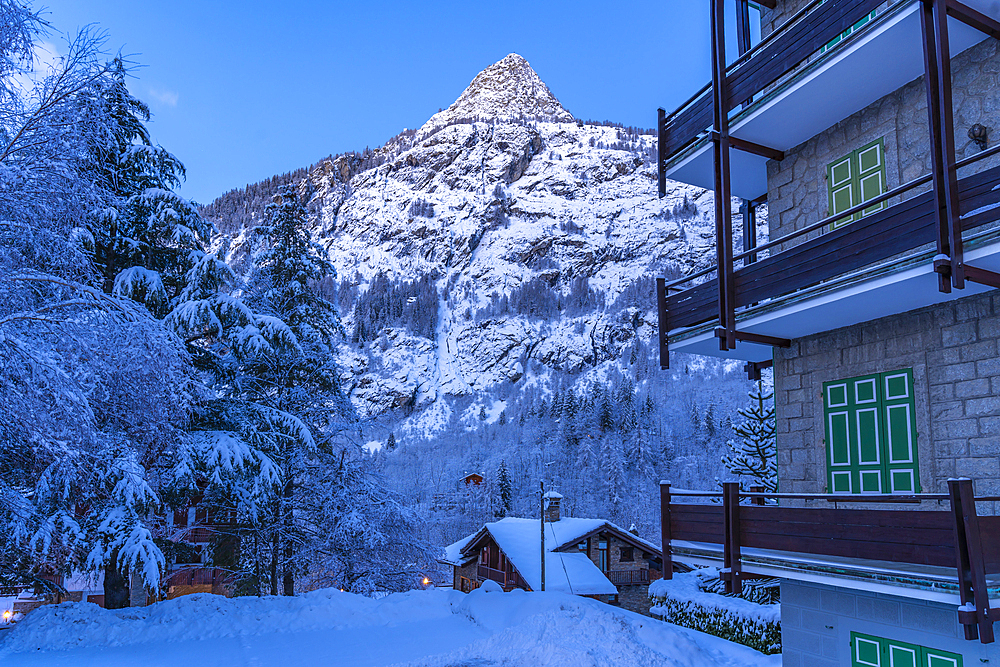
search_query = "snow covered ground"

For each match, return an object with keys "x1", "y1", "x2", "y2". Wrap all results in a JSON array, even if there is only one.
[{"x1": 0, "y1": 586, "x2": 780, "y2": 666}]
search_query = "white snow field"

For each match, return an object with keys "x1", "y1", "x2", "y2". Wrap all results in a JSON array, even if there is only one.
[{"x1": 0, "y1": 586, "x2": 779, "y2": 667}]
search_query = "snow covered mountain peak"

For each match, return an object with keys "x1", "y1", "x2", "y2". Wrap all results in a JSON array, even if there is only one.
[{"x1": 420, "y1": 53, "x2": 574, "y2": 134}]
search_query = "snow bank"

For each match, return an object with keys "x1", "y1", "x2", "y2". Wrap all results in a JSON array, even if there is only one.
[
  {"x1": 0, "y1": 587, "x2": 779, "y2": 667},
  {"x1": 0, "y1": 588, "x2": 461, "y2": 654}
]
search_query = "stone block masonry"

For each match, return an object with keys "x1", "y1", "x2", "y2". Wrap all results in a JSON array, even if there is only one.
[
  {"x1": 774, "y1": 290, "x2": 1000, "y2": 507},
  {"x1": 780, "y1": 580, "x2": 1000, "y2": 666},
  {"x1": 765, "y1": 13, "x2": 1000, "y2": 245}
]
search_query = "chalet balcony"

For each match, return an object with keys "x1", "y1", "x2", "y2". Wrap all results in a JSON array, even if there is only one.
[
  {"x1": 659, "y1": 481, "x2": 1000, "y2": 643},
  {"x1": 606, "y1": 569, "x2": 650, "y2": 586},
  {"x1": 656, "y1": 0, "x2": 1000, "y2": 363},
  {"x1": 477, "y1": 564, "x2": 511, "y2": 587}
]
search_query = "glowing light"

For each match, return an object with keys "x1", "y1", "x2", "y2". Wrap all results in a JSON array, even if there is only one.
[
  {"x1": 422, "y1": 577, "x2": 430, "y2": 586},
  {"x1": 2, "y1": 610, "x2": 11, "y2": 621}
]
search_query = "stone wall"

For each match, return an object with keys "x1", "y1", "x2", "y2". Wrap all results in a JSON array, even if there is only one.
[
  {"x1": 780, "y1": 579, "x2": 1000, "y2": 666},
  {"x1": 452, "y1": 560, "x2": 479, "y2": 592},
  {"x1": 617, "y1": 584, "x2": 651, "y2": 615},
  {"x1": 766, "y1": 26, "x2": 1000, "y2": 246},
  {"x1": 773, "y1": 289, "x2": 1000, "y2": 510}
]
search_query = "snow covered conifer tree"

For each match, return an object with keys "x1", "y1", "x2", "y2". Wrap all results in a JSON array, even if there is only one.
[
  {"x1": 721, "y1": 378, "x2": 777, "y2": 493},
  {"x1": 496, "y1": 460, "x2": 512, "y2": 518}
]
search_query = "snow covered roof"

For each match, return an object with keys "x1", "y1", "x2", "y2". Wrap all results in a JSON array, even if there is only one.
[
  {"x1": 542, "y1": 491, "x2": 563, "y2": 499},
  {"x1": 440, "y1": 516, "x2": 660, "y2": 596}
]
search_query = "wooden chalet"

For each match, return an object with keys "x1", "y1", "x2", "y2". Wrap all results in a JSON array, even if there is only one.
[
  {"x1": 440, "y1": 493, "x2": 662, "y2": 614},
  {"x1": 656, "y1": 0, "x2": 1000, "y2": 664}
]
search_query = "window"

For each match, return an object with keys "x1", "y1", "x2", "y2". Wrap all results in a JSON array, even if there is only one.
[
  {"x1": 823, "y1": 9, "x2": 878, "y2": 52},
  {"x1": 619, "y1": 547, "x2": 634, "y2": 562},
  {"x1": 827, "y1": 138, "x2": 887, "y2": 229},
  {"x1": 852, "y1": 632, "x2": 962, "y2": 667},
  {"x1": 598, "y1": 540, "x2": 608, "y2": 572},
  {"x1": 824, "y1": 369, "x2": 919, "y2": 494}
]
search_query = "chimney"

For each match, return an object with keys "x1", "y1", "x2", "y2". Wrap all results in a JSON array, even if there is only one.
[{"x1": 543, "y1": 491, "x2": 563, "y2": 522}]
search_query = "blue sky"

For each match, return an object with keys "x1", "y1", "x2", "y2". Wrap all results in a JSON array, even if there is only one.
[{"x1": 39, "y1": 1, "x2": 733, "y2": 204}]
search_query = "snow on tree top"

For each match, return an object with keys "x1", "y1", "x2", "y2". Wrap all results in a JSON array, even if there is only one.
[{"x1": 420, "y1": 53, "x2": 573, "y2": 134}]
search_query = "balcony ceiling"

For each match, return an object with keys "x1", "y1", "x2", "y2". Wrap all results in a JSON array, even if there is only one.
[
  {"x1": 665, "y1": 2, "x2": 992, "y2": 200},
  {"x1": 670, "y1": 235, "x2": 1000, "y2": 363}
]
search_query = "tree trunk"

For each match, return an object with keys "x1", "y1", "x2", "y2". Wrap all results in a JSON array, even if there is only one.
[
  {"x1": 269, "y1": 532, "x2": 278, "y2": 596},
  {"x1": 282, "y1": 477, "x2": 294, "y2": 596},
  {"x1": 103, "y1": 555, "x2": 130, "y2": 609}
]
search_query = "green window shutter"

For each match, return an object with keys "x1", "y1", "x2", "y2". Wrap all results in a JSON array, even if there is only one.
[
  {"x1": 828, "y1": 154, "x2": 855, "y2": 229},
  {"x1": 852, "y1": 375, "x2": 884, "y2": 493},
  {"x1": 924, "y1": 648, "x2": 963, "y2": 667},
  {"x1": 882, "y1": 369, "x2": 920, "y2": 493},
  {"x1": 824, "y1": 380, "x2": 855, "y2": 493},
  {"x1": 852, "y1": 633, "x2": 963, "y2": 667},
  {"x1": 852, "y1": 632, "x2": 883, "y2": 667},
  {"x1": 857, "y1": 139, "x2": 886, "y2": 216},
  {"x1": 827, "y1": 138, "x2": 886, "y2": 230},
  {"x1": 825, "y1": 368, "x2": 918, "y2": 494}
]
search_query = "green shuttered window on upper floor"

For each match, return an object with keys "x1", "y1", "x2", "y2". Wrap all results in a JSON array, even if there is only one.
[
  {"x1": 827, "y1": 138, "x2": 887, "y2": 229},
  {"x1": 852, "y1": 632, "x2": 962, "y2": 667},
  {"x1": 823, "y1": 369, "x2": 919, "y2": 494}
]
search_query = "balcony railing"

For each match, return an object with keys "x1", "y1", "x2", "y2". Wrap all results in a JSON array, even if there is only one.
[
  {"x1": 606, "y1": 569, "x2": 650, "y2": 586},
  {"x1": 659, "y1": 480, "x2": 1000, "y2": 644},
  {"x1": 660, "y1": 154, "x2": 1000, "y2": 336},
  {"x1": 477, "y1": 564, "x2": 508, "y2": 586},
  {"x1": 658, "y1": 0, "x2": 884, "y2": 183}
]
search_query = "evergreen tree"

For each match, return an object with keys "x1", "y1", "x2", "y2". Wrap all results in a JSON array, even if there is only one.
[
  {"x1": 496, "y1": 460, "x2": 513, "y2": 518},
  {"x1": 722, "y1": 380, "x2": 777, "y2": 492},
  {"x1": 386, "y1": 432, "x2": 396, "y2": 451}
]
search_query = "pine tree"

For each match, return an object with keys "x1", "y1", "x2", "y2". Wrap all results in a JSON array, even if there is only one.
[
  {"x1": 722, "y1": 380, "x2": 777, "y2": 492},
  {"x1": 496, "y1": 460, "x2": 513, "y2": 518},
  {"x1": 386, "y1": 433, "x2": 396, "y2": 451}
]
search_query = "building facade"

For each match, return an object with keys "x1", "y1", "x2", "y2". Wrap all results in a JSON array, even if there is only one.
[{"x1": 656, "y1": 0, "x2": 1000, "y2": 664}]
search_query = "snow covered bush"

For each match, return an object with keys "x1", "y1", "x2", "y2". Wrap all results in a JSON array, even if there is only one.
[{"x1": 649, "y1": 567, "x2": 781, "y2": 654}]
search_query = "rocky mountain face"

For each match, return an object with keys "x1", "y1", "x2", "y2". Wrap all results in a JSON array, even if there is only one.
[{"x1": 206, "y1": 53, "x2": 746, "y2": 444}]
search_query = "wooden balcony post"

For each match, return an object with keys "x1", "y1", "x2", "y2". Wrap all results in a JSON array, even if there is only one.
[
  {"x1": 722, "y1": 482, "x2": 743, "y2": 595},
  {"x1": 710, "y1": 0, "x2": 736, "y2": 351},
  {"x1": 922, "y1": 0, "x2": 964, "y2": 292},
  {"x1": 660, "y1": 482, "x2": 672, "y2": 580},
  {"x1": 657, "y1": 107, "x2": 667, "y2": 199},
  {"x1": 656, "y1": 278, "x2": 669, "y2": 370},
  {"x1": 948, "y1": 478, "x2": 994, "y2": 643}
]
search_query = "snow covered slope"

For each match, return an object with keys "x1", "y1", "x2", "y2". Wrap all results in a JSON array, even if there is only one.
[
  {"x1": 205, "y1": 52, "x2": 758, "y2": 450},
  {"x1": 0, "y1": 587, "x2": 780, "y2": 667}
]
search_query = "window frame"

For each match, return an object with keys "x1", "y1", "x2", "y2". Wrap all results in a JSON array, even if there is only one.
[
  {"x1": 823, "y1": 368, "x2": 920, "y2": 494},
  {"x1": 827, "y1": 137, "x2": 887, "y2": 230}
]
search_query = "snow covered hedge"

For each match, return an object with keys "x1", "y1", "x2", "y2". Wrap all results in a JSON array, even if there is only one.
[{"x1": 649, "y1": 567, "x2": 781, "y2": 654}]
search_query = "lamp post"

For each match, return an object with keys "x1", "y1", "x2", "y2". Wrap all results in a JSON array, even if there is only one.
[{"x1": 540, "y1": 480, "x2": 546, "y2": 592}]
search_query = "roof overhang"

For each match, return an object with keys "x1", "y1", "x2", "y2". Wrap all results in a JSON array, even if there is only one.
[
  {"x1": 665, "y1": 1, "x2": 991, "y2": 199},
  {"x1": 669, "y1": 231, "x2": 1000, "y2": 362}
]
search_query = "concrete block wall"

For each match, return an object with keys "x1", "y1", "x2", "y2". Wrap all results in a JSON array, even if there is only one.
[
  {"x1": 780, "y1": 579, "x2": 1000, "y2": 666},
  {"x1": 773, "y1": 289, "x2": 1000, "y2": 510}
]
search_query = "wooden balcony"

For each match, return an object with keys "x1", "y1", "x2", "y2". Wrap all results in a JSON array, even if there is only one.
[
  {"x1": 659, "y1": 481, "x2": 1000, "y2": 644},
  {"x1": 606, "y1": 569, "x2": 650, "y2": 586},
  {"x1": 658, "y1": 0, "x2": 994, "y2": 197},
  {"x1": 660, "y1": 159, "x2": 1000, "y2": 361}
]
